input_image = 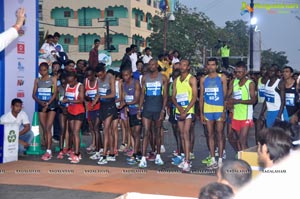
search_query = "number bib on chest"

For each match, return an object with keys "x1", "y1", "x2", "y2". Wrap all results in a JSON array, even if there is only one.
[
  {"x1": 286, "y1": 93, "x2": 295, "y2": 106},
  {"x1": 37, "y1": 88, "x2": 52, "y2": 101},
  {"x1": 86, "y1": 90, "x2": 97, "y2": 100},
  {"x1": 233, "y1": 90, "x2": 242, "y2": 100},
  {"x1": 146, "y1": 82, "x2": 162, "y2": 96},
  {"x1": 176, "y1": 92, "x2": 189, "y2": 106}
]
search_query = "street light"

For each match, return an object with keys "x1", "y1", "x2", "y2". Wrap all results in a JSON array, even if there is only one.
[
  {"x1": 163, "y1": 13, "x2": 175, "y2": 53},
  {"x1": 249, "y1": 0, "x2": 254, "y2": 72}
]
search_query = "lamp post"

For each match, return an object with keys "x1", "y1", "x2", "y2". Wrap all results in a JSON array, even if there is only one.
[
  {"x1": 249, "y1": 0, "x2": 254, "y2": 72},
  {"x1": 163, "y1": 12, "x2": 175, "y2": 53}
]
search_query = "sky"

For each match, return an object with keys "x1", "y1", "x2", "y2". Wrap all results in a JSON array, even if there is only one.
[{"x1": 179, "y1": 0, "x2": 300, "y2": 68}]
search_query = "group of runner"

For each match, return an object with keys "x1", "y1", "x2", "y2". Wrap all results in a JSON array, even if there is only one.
[{"x1": 32, "y1": 55, "x2": 299, "y2": 173}]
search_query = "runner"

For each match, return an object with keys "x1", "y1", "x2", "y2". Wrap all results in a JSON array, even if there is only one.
[
  {"x1": 227, "y1": 61, "x2": 256, "y2": 151},
  {"x1": 138, "y1": 59, "x2": 168, "y2": 168},
  {"x1": 199, "y1": 58, "x2": 227, "y2": 169},
  {"x1": 92, "y1": 64, "x2": 117, "y2": 165},
  {"x1": 121, "y1": 67, "x2": 142, "y2": 165},
  {"x1": 282, "y1": 66, "x2": 298, "y2": 124},
  {"x1": 32, "y1": 62, "x2": 57, "y2": 161},
  {"x1": 259, "y1": 64, "x2": 285, "y2": 128},
  {"x1": 253, "y1": 64, "x2": 269, "y2": 143},
  {"x1": 63, "y1": 71, "x2": 85, "y2": 163},
  {"x1": 84, "y1": 67, "x2": 101, "y2": 156},
  {"x1": 172, "y1": 59, "x2": 197, "y2": 172}
]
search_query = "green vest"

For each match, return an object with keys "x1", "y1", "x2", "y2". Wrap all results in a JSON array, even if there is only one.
[
  {"x1": 233, "y1": 78, "x2": 253, "y2": 120},
  {"x1": 221, "y1": 46, "x2": 230, "y2": 57}
]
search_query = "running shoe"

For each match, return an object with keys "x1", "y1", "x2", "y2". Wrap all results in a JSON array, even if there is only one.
[
  {"x1": 127, "y1": 157, "x2": 138, "y2": 165},
  {"x1": 118, "y1": 143, "x2": 127, "y2": 152},
  {"x1": 90, "y1": 152, "x2": 101, "y2": 160},
  {"x1": 155, "y1": 156, "x2": 164, "y2": 165},
  {"x1": 66, "y1": 149, "x2": 74, "y2": 157},
  {"x1": 68, "y1": 153, "x2": 82, "y2": 160},
  {"x1": 218, "y1": 161, "x2": 223, "y2": 168},
  {"x1": 178, "y1": 160, "x2": 185, "y2": 169},
  {"x1": 172, "y1": 150, "x2": 179, "y2": 156},
  {"x1": 126, "y1": 149, "x2": 134, "y2": 157},
  {"x1": 172, "y1": 155, "x2": 184, "y2": 166},
  {"x1": 97, "y1": 157, "x2": 108, "y2": 165},
  {"x1": 41, "y1": 152, "x2": 52, "y2": 161},
  {"x1": 207, "y1": 161, "x2": 218, "y2": 170},
  {"x1": 147, "y1": 152, "x2": 156, "y2": 161},
  {"x1": 223, "y1": 150, "x2": 227, "y2": 159},
  {"x1": 182, "y1": 161, "x2": 191, "y2": 173},
  {"x1": 86, "y1": 145, "x2": 96, "y2": 152},
  {"x1": 70, "y1": 154, "x2": 80, "y2": 164},
  {"x1": 114, "y1": 149, "x2": 119, "y2": 156},
  {"x1": 107, "y1": 156, "x2": 116, "y2": 161},
  {"x1": 138, "y1": 159, "x2": 147, "y2": 168},
  {"x1": 57, "y1": 151, "x2": 64, "y2": 159},
  {"x1": 201, "y1": 155, "x2": 211, "y2": 164},
  {"x1": 190, "y1": 152, "x2": 195, "y2": 160}
]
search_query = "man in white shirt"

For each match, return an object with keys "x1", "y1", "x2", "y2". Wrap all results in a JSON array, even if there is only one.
[
  {"x1": 53, "y1": 32, "x2": 64, "y2": 52},
  {"x1": 142, "y1": 47, "x2": 153, "y2": 64},
  {"x1": 130, "y1": 44, "x2": 138, "y2": 72},
  {"x1": 39, "y1": 35, "x2": 57, "y2": 63},
  {"x1": 0, "y1": 98, "x2": 33, "y2": 156},
  {"x1": 0, "y1": 8, "x2": 26, "y2": 52}
]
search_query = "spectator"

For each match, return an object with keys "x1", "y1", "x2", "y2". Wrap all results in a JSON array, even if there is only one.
[
  {"x1": 53, "y1": 32, "x2": 64, "y2": 52},
  {"x1": 0, "y1": 98, "x2": 34, "y2": 156},
  {"x1": 130, "y1": 44, "x2": 138, "y2": 72},
  {"x1": 133, "y1": 60, "x2": 143, "y2": 80},
  {"x1": 40, "y1": 35, "x2": 57, "y2": 63},
  {"x1": 142, "y1": 47, "x2": 152, "y2": 64},
  {"x1": 199, "y1": 182, "x2": 234, "y2": 199},
  {"x1": 120, "y1": 47, "x2": 132, "y2": 72},
  {"x1": 217, "y1": 160, "x2": 252, "y2": 193},
  {"x1": 88, "y1": 39, "x2": 100, "y2": 68}
]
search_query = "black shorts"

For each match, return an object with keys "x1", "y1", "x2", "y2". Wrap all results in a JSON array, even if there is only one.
[
  {"x1": 142, "y1": 111, "x2": 161, "y2": 121},
  {"x1": 38, "y1": 100, "x2": 57, "y2": 112},
  {"x1": 99, "y1": 102, "x2": 118, "y2": 121},
  {"x1": 67, "y1": 113, "x2": 85, "y2": 121},
  {"x1": 129, "y1": 114, "x2": 142, "y2": 127}
]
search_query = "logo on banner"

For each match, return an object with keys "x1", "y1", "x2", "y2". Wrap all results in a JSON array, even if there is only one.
[
  {"x1": 17, "y1": 79, "x2": 24, "y2": 86},
  {"x1": 17, "y1": 43, "x2": 25, "y2": 54},
  {"x1": 17, "y1": 91, "x2": 25, "y2": 98},
  {"x1": 17, "y1": 61, "x2": 24, "y2": 72},
  {"x1": 8, "y1": 130, "x2": 17, "y2": 143}
]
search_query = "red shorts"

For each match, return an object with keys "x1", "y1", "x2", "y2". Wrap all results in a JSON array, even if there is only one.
[{"x1": 232, "y1": 119, "x2": 254, "y2": 132}]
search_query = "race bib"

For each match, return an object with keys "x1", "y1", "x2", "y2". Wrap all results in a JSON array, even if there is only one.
[
  {"x1": 258, "y1": 85, "x2": 265, "y2": 98},
  {"x1": 37, "y1": 88, "x2": 52, "y2": 101},
  {"x1": 205, "y1": 87, "x2": 220, "y2": 101},
  {"x1": 233, "y1": 90, "x2": 242, "y2": 100},
  {"x1": 176, "y1": 92, "x2": 189, "y2": 107},
  {"x1": 264, "y1": 91, "x2": 275, "y2": 103},
  {"x1": 146, "y1": 82, "x2": 162, "y2": 96},
  {"x1": 285, "y1": 93, "x2": 295, "y2": 106},
  {"x1": 125, "y1": 95, "x2": 134, "y2": 103},
  {"x1": 65, "y1": 92, "x2": 75, "y2": 101},
  {"x1": 98, "y1": 88, "x2": 107, "y2": 96},
  {"x1": 86, "y1": 90, "x2": 97, "y2": 100}
]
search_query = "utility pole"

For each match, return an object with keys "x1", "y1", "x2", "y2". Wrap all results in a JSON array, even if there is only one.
[
  {"x1": 98, "y1": 18, "x2": 116, "y2": 51},
  {"x1": 163, "y1": 12, "x2": 167, "y2": 53},
  {"x1": 249, "y1": 0, "x2": 254, "y2": 72}
]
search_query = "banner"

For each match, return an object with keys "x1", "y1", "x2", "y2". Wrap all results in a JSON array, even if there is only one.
[
  {"x1": 1, "y1": 123, "x2": 19, "y2": 163},
  {"x1": 4, "y1": 0, "x2": 38, "y2": 122}
]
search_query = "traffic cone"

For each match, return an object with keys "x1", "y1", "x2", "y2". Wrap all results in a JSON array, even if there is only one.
[
  {"x1": 26, "y1": 112, "x2": 45, "y2": 155},
  {"x1": 80, "y1": 130, "x2": 86, "y2": 148}
]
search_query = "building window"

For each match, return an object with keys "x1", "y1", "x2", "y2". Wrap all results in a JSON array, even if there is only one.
[
  {"x1": 64, "y1": 37, "x2": 71, "y2": 44},
  {"x1": 64, "y1": 11, "x2": 71, "y2": 18},
  {"x1": 147, "y1": 0, "x2": 151, "y2": 6},
  {"x1": 107, "y1": 10, "x2": 114, "y2": 17},
  {"x1": 38, "y1": 4, "x2": 43, "y2": 20}
]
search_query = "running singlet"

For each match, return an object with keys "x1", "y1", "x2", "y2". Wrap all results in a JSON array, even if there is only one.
[
  {"x1": 65, "y1": 83, "x2": 85, "y2": 115},
  {"x1": 37, "y1": 76, "x2": 53, "y2": 101},
  {"x1": 124, "y1": 79, "x2": 139, "y2": 115},
  {"x1": 264, "y1": 79, "x2": 281, "y2": 111},
  {"x1": 285, "y1": 81, "x2": 298, "y2": 117},
  {"x1": 97, "y1": 74, "x2": 115, "y2": 103},
  {"x1": 143, "y1": 73, "x2": 163, "y2": 112},
  {"x1": 203, "y1": 74, "x2": 224, "y2": 113},
  {"x1": 233, "y1": 78, "x2": 253, "y2": 120},
  {"x1": 85, "y1": 78, "x2": 100, "y2": 110},
  {"x1": 257, "y1": 77, "x2": 266, "y2": 103},
  {"x1": 175, "y1": 74, "x2": 194, "y2": 114}
]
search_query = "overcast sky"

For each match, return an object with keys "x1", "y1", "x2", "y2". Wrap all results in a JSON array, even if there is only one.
[{"x1": 179, "y1": 0, "x2": 300, "y2": 68}]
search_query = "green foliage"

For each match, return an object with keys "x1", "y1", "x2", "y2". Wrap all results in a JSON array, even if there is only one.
[{"x1": 261, "y1": 48, "x2": 289, "y2": 69}]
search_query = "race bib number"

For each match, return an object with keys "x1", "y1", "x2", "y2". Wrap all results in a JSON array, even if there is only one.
[
  {"x1": 65, "y1": 92, "x2": 75, "y2": 101},
  {"x1": 176, "y1": 92, "x2": 189, "y2": 107},
  {"x1": 125, "y1": 95, "x2": 134, "y2": 103},
  {"x1": 205, "y1": 87, "x2": 220, "y2": 101},
  {"x1": 258, "y1": 86, "x2": 265, "y2": 98},
  {"x1": 285, "y1": 93, "x2": 295, "y2": 106},
  {"x1": 86, "y1": 90, "x2": 97, "y2": 100},
  {"x1": 264, "y1": 91, "x2": 275, "y2": 103},
  {"x1": 37, "y1": 88, "x2": 52, "y2": 101},
  {"x1": 146, "y1": 82, "x2": 162, "y2": 96},
  {"x1": 233, "y1": 90, "x2": 242, "y2": 100},
  {"x1": 98, "y1": 88, "x2": 107, "y2": 96}
]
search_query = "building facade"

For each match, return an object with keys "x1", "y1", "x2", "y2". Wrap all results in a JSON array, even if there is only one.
[{"x1": 39, "y1": 0, "x2": 161, "y2": 65}]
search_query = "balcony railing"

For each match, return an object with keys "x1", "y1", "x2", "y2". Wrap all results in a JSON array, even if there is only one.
[
  {"x1": 79, "y1": 18, "x2": 92, "y2": 26},
  {"x1": 79, "y1": 45, "x2": 92, "y2": 52},
  {"x1": 54, "y1": 19, "x2": 68, "y2": 27}
]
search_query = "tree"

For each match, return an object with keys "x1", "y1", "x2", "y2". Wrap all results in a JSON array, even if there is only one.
[
  {"x1": 149, "y1": 4, "x2": 218, "y2": 65},
  {"x1": 261, "y1": 48, "x2": 289, "y2": 68}
]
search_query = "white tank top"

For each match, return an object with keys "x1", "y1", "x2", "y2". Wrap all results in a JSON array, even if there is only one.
[
  {"x1": 115, "y1": 80, "x2": 120, "y2": 107},
  {"x1": 264, "y1": 79, "x2": 281, "y2": 111}
]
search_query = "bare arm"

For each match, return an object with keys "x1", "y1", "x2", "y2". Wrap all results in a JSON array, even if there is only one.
[
  {"x1": 234, "y1": 81, "x2": 257, "y2": 105},
  {"x1": 138, "y1": 76, "x2": 146, "y2": 111},
  {"x1": 19, "y1": 124, "x2": 30, "y2": 136},
  {"x1": 277, "y1": 80, "x2": 285, "y2": 118},
  {"x1": 184, "y1": 76, "x2": 197, "y2": 113}
]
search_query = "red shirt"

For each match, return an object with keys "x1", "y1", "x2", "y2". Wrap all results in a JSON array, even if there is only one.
[
  {"x1": 85, "y1": 78, "x2": 100, "y2": 111},
  {"x1": 88, "y1": 48, "x2": 99, "y2": 68},
  {"x1": 65, "y1": 83, "x2": 85, "y2": 115}
]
